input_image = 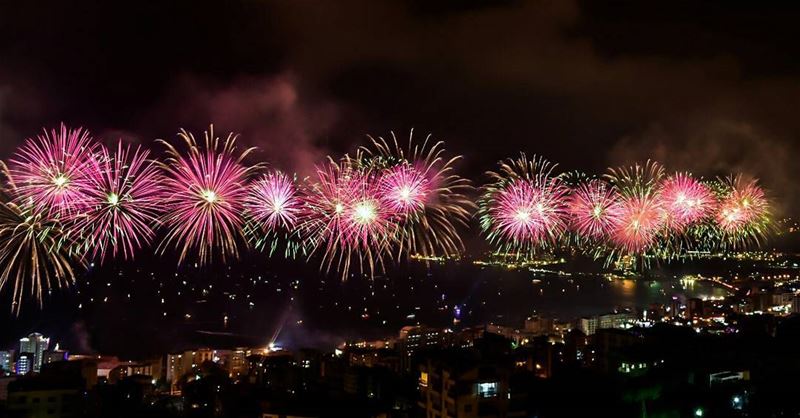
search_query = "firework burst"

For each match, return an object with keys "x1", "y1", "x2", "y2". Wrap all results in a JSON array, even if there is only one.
[
  {"x1": 568, "y1": 179, "x2": 623, "y2": 240},
  {"x1": 69, "y1": 141, "x2": 165, "y2": 261},
  {"x1": 245, "y1": 170, "x2": 306, "y2": 256},
  {"x1": 659, "y1": 173, "x2": 716, "y2": 232},
  {"x1": 605, "y1": 161, "x2": 668, "y2": 260},
  {"x1": 715, "y1": 176, "x2": 771, "y2": 246},
  {"x1": 378, "y1": 164, "x2": 429, "y2": 216},
  {"x1": 8, "y1": 124, "x2": 99, "y2": 216},
  {"x1": 606, "y1": 160, "x2": 664, "y2": 198},
  {"x1": 0, "y1": 171, "x2": 77, "y2": 315},
  {"x1": 479, "y1": 154, "x2": 570, "y2": 255},
  {"x1": 362, "y1": 131, "x2": 473, "y2": 258},
  {"x1": 158, "y1": 126, "x2": 257, "y2": 265},
  {"x1": 299, "y1": 157, "x2": 398, "y2": 277},
  {"x1": 246, "y1": 171, "x2": 303, "y2": 232},
  {"x1": 611, "y1": 194, "x2": 666, "y2": 254}
]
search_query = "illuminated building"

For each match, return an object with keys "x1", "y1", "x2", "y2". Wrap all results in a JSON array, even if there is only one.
[
  {"x1": 0, "y1": 351, "x2": 12, "y2": 373},
  {"x1": 166, "y1": 352, "x2": 185, "y2": 394},
  {"x1": 15, "y1": 353, "x2": 33, "y2": 375},
  {"x1": 524, "y1": 315, "x2": 554, "y2": 335},
  {"x1": 19, "y1": 333, "x2": 49, "y2": 373},
  {"x1": 580, "y1": 311, "x2": 636, "y2": 336},
  {"x1": 417, "y1": 334, "x2": 513, "y2": 418},
  {"x1": 397, "y1": 325, "x2": 450, "y2": 370},
  {"x1": 579, "y1": 317, "x2": 598, "y2": 336},
  {"x1": 42, "y1": 349, "x2": 69, "y2": 366}
]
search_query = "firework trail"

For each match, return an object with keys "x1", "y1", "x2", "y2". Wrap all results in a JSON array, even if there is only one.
[
  {"x1": 157, "y1": 126, "x2": 257, "y2": 265},
  {"x1": 568, "y1": 179, "x2": 624, "y2": 240},
  {"x1": 245, "y1": 170, "x2": 306, "y2": 256},
  {"x1": 479, "y1": 154, "x2": 570, "y2": 255},
  {"x1": 0, "y1": 167, "x2": 77, "y2": 315},
  {"x1": 362, "y1": 131, "x2": 473, "y2": 258},
  {"x1": 69, "y1": 141, "x2": 165, "y2": 261},
  {"x1": 8, "y1": 124, "x2": 99, "y2": 217}
]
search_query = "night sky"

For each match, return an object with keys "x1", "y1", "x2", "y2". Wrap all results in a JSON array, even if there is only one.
[
  {"x1": 2, "y1": 1, "x2": 800, "y2": 211},
  {"x1": 3, "y1": 1, "x2": 800, "y2": 355}
]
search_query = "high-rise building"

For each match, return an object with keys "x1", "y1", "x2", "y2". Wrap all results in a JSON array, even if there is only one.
[
  {"x1": 0, "y1": 351, "x2": 12, "y2": 373},
  {"x1": 19, "y1": 333, "x2": 49, "y2": 373},
  {"x1": 15, "y1": 353, "x2": 33, "y2": 375}
]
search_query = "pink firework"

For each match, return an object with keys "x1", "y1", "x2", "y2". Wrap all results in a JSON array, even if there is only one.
[
  {"x1": 71, "y1": 141, "x2": 164, "y2": 261},
  {"x1": 300, "y1": 158, "x2": 397, "y2": 276},
  {"x1": 158, "y1": 127, "x2": 256, "y2": 265},
  {"x1": 716, "y1": 178, "x2": 769, "y2": 233},
  {"x1": 488, "y1": 178, "x2": 570, "y2": 248},
  {"x1": 568, "y1": 179, "x2": 623, "y2": 239},
  {"x1": 612, "y1": 194, "x2": 666, "y2": 253},
  {"x1": 362, "y1": 131, "x2": 473, "y2": 258},
  {"x1": 8, "y1": 124, "x2": 99, "y2": 216},
  {"x1": 378, "y1": 164, "x2": 429, "y2": 217},
  {"x1": 659, "y1": 173, "x2": 715, "y2": 231},
  {"x1": 246, "y1": 171, "x2": 303, "y2": 232}
]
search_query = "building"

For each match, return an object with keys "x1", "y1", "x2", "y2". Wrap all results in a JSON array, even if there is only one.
[
  {"x1": 524, "y1": 315, "x2": 554, "y2": 335},
  {"x1": 397, "y1": 326, "x2": 451, "y2": 370},
  {"x1": 580, "y1": 311, "x2": 636, "y2": 336},
  {"x1": 6, "y1": 360, "x2": 96, "y2": 418},
  {"x1": 19, "y1": 332, "x2": 50, "y2": 373},
  {"x1": 43, "y1": 349, "x2": 69, "y2": 366},
  {"x1": 579, "y1": 317, "x2": 598, "y2": 336},
  {"x1": 108, "y1": 361, "x2": 158, "y2": 384},
  {"x1": 166, "y1": 352, "x2": 185, "y2": 394},
  {"x1": 0, "y1": 350, "x2": 13, "y2": 373},
  {"x1": 418, "y1": 335, "x2": 514, "y2": 418},
  {"x1": 598, "y1": 311, "x2": 636, "y2": 330},
  {"x1": 16, "y1": 352, "x2": 34, "y2": 375},
  {"x1": 0, "y1": 375, "x2": 17, "y2": 401},
  {"x1": 165, "y1": 348, "x2": 238, "y2": 394},
  {"x1": 227, "y1": 347, "x2": 252, "y2": 378}
]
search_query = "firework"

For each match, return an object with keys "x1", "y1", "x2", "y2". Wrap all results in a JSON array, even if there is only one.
[
  {"x1": 157, "y1": 126, "x2": 257, "y2": 265},
  {"x1": 568, "y1": 179, "x2": 623, "y2": 240},
  {"x1": 299, "y1": 157, "x2": 398, "y2": 276},
  {"x1": 0, "y1": 174, "x2": 77, "y2": 315},
  {"x1": 611, "y1": 194, "x2": 666, "y2": 254},
  {"x1": 246, "y1": 171, "x2": 303, "y2": 232},
  {"x1": 69, "y1": 141, "x2": 164, "y2": 261},
  {"x1": 715, "y1": 176, "x2": 771, "y2": 246},
  {"x1": 378, "y1": 164, "x2": 429, "y2": 216},
  {"x1": 245, "y1": 171, "x2": 306, "y2": 256},
  {"x1": 606, "y1": 160, "x2": 664, "y2": 198},
  {"x1": 362, "y1": 131, "x2": 473, "y2": 258},
  {"x1": 479, "y1": 154, "x2": 569, "y2": 255},
  {"x1": 659, "y1": 173, "x2": 716, "y2": 231},
  {"x1": 8, "y1": 124, "x2": 99, "y2": 216}
]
